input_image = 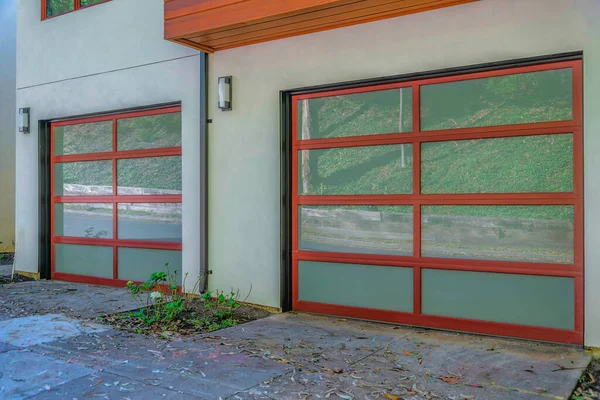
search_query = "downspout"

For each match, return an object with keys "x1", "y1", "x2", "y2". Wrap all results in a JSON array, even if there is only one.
[{"x1": 199, "y1": 51, "x2": 209, "y2": 292}]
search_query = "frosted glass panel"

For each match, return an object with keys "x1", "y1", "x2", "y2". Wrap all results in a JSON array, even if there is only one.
[
  {"x1": 54, "y1": 121, "x2": 112, "y2": 155},
  {"x1": 117, "y1": 112, "x2": 181, "y2": 151},
  {"x1": 299, "y1": 206, "x2": 412, "y2": 255},
  {"x1": 54, "y1": 161, "x2": 113, "y2": 196},
  {"x1": 421, "y1": 206, "x2": 574, "y2": 264},
  {"x1": 55, "y1": 203, "x2": 113, "y2": 239},
  {"x1": 298, "y1": 88, "x2": 412, "y2": 140},
  {"x1": 117, "y1": 156, "x2": 181, "y2": 195},
  {"x1": 118, "y1": 203, "x2": 182, "y2": 242},
  {"x1": 118, "y1": 248, "x2": 182, "y2": 284},
  {"x1": 54, "y1": 244, "x2": 113, "y2": 278},
  {"x1": 422, "y1": 269, "x2": 574, "y2": 330},
  {"x1": 298, "y1": 145, "x2": 412, "y2": 195},
  {"x1": 421, "y1": 134, "x2": 573, "y2": 194},
  {"x1": 298, "y1": 261, "x2": 413, "y2": 312},
  {"x1": 420, "y1": 68, "x2": 572, "y2": 131}
]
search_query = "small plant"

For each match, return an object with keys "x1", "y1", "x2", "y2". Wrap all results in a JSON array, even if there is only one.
[
  {"x1": 117, "y1": 264, "x2": 253, "y2": 335},
  {"x1": 126, "y1": 263, "x2": 183, "y2": 326},
  {"x1": 200, "y1": 289, "x2": 242, "y2": 330}
]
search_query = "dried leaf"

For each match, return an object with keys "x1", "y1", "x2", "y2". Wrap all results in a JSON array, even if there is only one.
[
  {"x1": 439, "y1": 376, "x2": 460, "y2": 385},
  {"x1": 383, "y1": 394, "x2": 400, "y2": 400},
  {"x1": 459, "y1": 395, "x2": 476, "y2": 399},
  {"x1": 487, "y1": 344, "x2": 496, "y2": 351},
  {"x1": 402, "y1": 350, "x2": 413, "y2": 357},
  {"x1": 359, "y1": 346, "x2": 371, "y2": 351}
]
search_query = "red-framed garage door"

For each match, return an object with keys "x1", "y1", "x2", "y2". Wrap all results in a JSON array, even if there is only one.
[
  {"x1": 291, "y1": 60, "x2": 583, "y2": 344},
  {"x1": 50, "y1": 106, "x2": 183, "y2": 286}
]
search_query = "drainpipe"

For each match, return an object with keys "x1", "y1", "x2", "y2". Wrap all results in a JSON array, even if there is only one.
[{"x1": 199, "y1": 51, "x2": 209, "y2": 293}]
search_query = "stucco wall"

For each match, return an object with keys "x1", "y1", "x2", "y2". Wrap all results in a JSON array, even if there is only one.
[
  {"x1": 207, "y1": 0, "x2": 600, "y2": 344},
  {"x1": 0, "y1": 0, "x2": 16, "y2": 252},
  {"x1": 16, "y1": 0, "x2": 201, "y2": 284}
]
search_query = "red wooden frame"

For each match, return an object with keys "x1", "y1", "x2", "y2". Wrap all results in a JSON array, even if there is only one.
[
  {"x1": 41, "y1": 0, "x2": 112, "y2": 21},
  {"x1": 291, "y1": 60, "x2": 584, "y2": 344},
  {"x1": 50, "y1": 106, "x2": 182, "y2": 287}
]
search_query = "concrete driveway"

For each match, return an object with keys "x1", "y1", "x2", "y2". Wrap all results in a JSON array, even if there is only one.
[{"x1": 0, "y1": 280, "x2": 591, "y2": 399}]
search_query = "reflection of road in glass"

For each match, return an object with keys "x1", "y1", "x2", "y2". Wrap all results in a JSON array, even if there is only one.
[
  {"x1": 60, "y1": 203, "x2": 182, "y2": 242},
  {"x1": 300, "y1": 207, "x2": 573, "y2": 264}
]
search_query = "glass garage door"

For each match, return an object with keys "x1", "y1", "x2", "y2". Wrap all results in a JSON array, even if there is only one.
[
  {"x1": 291, "y1": 60, "x2": 583, "y2": 344},
  {"x1": 51, "y1": 106, "x2": 183, "y2": 285}
]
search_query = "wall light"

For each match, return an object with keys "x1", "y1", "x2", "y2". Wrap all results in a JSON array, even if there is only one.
[
  {"x1": 218, "y1": 76, "x2": 232, "y2": 111},
  {"x1": 19, "y1": 108, "x2": 30, "y2": 134}
]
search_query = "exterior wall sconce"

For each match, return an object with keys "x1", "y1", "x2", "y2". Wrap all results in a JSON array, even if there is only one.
[
  {"x1": 218, "y1": 76, "x2": 232, "y2": 111},
  {"x1": 19, "y1": 108, "x2": 30, "y2": 133}
]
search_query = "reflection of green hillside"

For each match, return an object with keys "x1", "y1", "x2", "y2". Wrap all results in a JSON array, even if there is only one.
[
  {"x1": 300, "y1": 69, "x2": 573, "y2": 221},
  {"x1": 56, "y1": 114, "x2": 182, "y2": 191}
]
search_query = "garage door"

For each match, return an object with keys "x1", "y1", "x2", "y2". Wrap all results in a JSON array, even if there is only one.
[
  {"x1": 51, "y1": 106, "x2": 182, "y2": 286},
  {"x1": 291, "y1": 60, "x2": 583, "y2": 344}
]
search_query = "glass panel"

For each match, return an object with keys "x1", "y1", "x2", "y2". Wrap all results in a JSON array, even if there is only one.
[
  {"x1": 54, "y1": 161, "x2": 113, "y2": 196},
  {"x1": 46, "y1": 0, "x2": 74, "y2": 17},
  {"x1": 421, "y1": 205, "x2": 574, "y2": 264},
  {"x1": 118, "y1": 248, "x2": 182, "y2": 285},
  {"x1": 298, "y1": 144, "x2": 412, "y2": 195},
  {"x1": 81, "y1": 0, "x2": 106, "y2": 6},
  {"x1": 420, "y1": 68, "x2": 572, "y2": 131},
  {"x1": 299, "y1": 206, "x2": 412, "y2": 255},
  {"x1": 54, "y1": 244, "x2": 113, "y2": 278},
  {"x1": 298, "y1": 88, "x2": 412, "y2": 140},
  {"x1": 118, "y1": 203, "x2": 182, "y2": 242},
  {"x1": 117, "y1": 156, "x2": 181, "y2": 195},
  {"x1": 421, "y1": 134, "x2": 573, "y2": 194},
  {"x1": 54, "y1": 203, "x2": 113, "y2": 238},
  {"x1": 298, "y1": 261, "x2": 413, "y2": 312},
  {"x1": 422, "y1": 269, "x2": 574, "y2": 330},
  {"x1": 117, "y1": 112, "x2": 181, "y2": 151},
  {"x1": 54, "y1": 121, "x2": 112, "y2": 156}
]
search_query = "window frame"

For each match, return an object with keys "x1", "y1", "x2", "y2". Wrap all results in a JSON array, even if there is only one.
[
  {"x1": 50, "y1": 106, "x2": 182, "y2": 286},
  {"x1": 42, "y1": 0, "x2": 112, "y2": 20},
  {"x1": 287, "y1": 58, "x2": 583, "y2": 344}
]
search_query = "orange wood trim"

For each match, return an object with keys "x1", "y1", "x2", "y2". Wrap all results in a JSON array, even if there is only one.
[
  {"x1": 190, "y1": 0, "x2": 432, "y2": 44},
  {"x1": 165, "y1": 0, "x2": 249, "y2": 20},
  {"x1": 205, "y1": 0, "x2": 478, "y2": 49},
  {"x1": 165, "y1": 0, "x2": 478, "y2": 51}
]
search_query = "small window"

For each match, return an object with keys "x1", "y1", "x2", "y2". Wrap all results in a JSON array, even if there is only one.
[{"x1": 43, "y1": 0, "x2": 110, "y2": 19}]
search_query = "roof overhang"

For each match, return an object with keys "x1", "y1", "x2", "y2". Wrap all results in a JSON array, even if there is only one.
[{"x1": 164, "y1": 0, "x2": 478, "y2": 53}]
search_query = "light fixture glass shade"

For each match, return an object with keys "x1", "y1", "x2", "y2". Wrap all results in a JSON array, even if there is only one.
[
  {"x1": 218, "y1": 76, "x2": 232, "y2": 111},
  {"x1": 19, "y1": 108, "x2": 30, "y2": 133}
]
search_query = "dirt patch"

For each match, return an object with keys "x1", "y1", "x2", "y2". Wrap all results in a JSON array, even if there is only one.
[
  {"x1": 571, "y1": 358, "x2": 600, "y2": 399},
  {"x1": 99, "y1": 300, "x2": 271, "y2": 338}
]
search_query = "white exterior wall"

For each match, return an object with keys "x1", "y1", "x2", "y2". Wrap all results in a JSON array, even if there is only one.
[
  {"x1": 16, "y1": 0, "x2": 201, "y2": 284},
  {"x1": 208, "y1": 0, "x2": 600, "y2": 344},
  {"x1": 0, "y1": 0, "x2": 16, "y2": 252}
]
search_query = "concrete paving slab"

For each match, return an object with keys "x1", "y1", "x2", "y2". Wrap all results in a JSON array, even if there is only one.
[
  {"x1": 203, "y1": 313, "x2": 590, "y2": 399},
  {"x1": 29, "y1": 329, "x2": 168, "y2": 369},
  {"x1": 30, "y1": 371, "x2": 202, "y2": 399},
  {"x1": 0, "y1": 349, "x2": 92, "y2": 399},
  {"x1": 0, "y1": 280, "x2": 139, "y2": 321},
  {"x1": 0, "y1": 313, "x2": 106, "y2": 347},
  {"x1": 0, "y1": 341, "x2": 18, "y2": 353},
  {"x1": 106, "y1": 343, "x2": 289, "y2": 399}
]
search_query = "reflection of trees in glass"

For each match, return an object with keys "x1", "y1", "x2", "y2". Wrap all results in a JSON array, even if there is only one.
[
  {"x1": 81, "y1": 0, "x2": 106, "y2": 6},
  {"x1": 300, "y1": 89, "x2": 412, "y2": 195},
  {"x1": 55, "y1": 122, "x2": 112, "y2": 155},
  {"x1": 118, "y1": 157, "x2": 182, "y2": 192},
  {"x1": 300, "y1": 145, "x2": 412, "y2": 195},
  {"x1": 46, "y1": 0, "x2": 74, "y2": 17},
  {"x1": 60, "y1": 161, "x2": 112, "y2": 188},
  {"x1": 117, "y1": 113, "x2": 181, "y2": 151},
  {"x1": 421, "y1": 69, "x2": 572, "y2": 130}
]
